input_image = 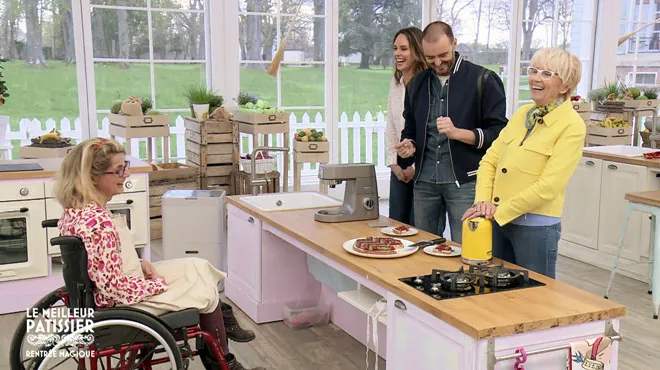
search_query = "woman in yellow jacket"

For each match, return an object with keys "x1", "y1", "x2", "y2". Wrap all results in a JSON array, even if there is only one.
[{"x1": 462, "y1": 47, "x2": 585, "y2": 278}]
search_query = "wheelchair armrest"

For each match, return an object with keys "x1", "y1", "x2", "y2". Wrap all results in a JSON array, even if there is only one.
[
  {"x1": 42, "y1": 219, "x2": 60, "y2": 228},
  {"x1": 51, "y1": 236, "x2": 84, "y2": 248}
]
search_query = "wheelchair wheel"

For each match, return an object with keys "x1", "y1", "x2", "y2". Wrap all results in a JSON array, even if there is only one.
[
  {"x1": 31, "y1": 308, "x2": 184, "y2": 370},
  {"x1": 9, "y1": 286, "x2": 67, "y2": 370}
]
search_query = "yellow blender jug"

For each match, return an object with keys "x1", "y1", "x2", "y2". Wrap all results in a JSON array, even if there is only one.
[{"x1": 461, "y1": 217, "x2": 493, "y2": 266}]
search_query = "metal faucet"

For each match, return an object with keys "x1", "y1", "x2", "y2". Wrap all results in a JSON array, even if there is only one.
[{"x1": 250, "y1": 146, "x2": 289, "y2": 195}]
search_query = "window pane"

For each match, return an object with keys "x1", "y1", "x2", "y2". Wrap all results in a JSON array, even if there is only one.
[
  {"x1": 281, "y1": 65, "x2": 325, "y2": 107},
  {"x1": 338, "y1": 0, "x2": 422, "y2": 166},
  {"x1": 152, "y1": 11, "x2": 206, "y2": 60},
  {"x1": 154, "y1": 63, "x2": 205, "y2": 109},
  {"x1": 0, "y1": 0, "x2": 82, "y2": 159},
  {"x1": 91, "y1": 8, "x2": 149, "y2": 59},
  {"x1": 91, "y1": 0, "x2": 146, "y2": 7},
  {"x1": 94, "y1": 62, "x2": 151, "y2": 110},
  {"x1": 239, "y1": 65, "x2": 277, "y2": 105},
  {"x1": 279, "y1": 0, "x2": 325, "y2": 15},
  {"x1": 152, "y1": 0, "x2": 205, "y2": 10},
  {"x1": 239, "y1": 13, "x2": 277, "y2": 65}
]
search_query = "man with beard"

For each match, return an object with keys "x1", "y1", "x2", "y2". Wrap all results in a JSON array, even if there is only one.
[{"x1": 395, "y1": 21, "x2": 507, "y2": 243}]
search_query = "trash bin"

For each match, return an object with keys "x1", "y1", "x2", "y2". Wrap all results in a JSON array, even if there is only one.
[{"x1": 161, "y1": 189, "x2": 227, "y2": 290}]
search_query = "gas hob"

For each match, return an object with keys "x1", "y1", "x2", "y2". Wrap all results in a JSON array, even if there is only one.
[{"x1": 399, "y1": 264, "x2": 546, "y2": 300}]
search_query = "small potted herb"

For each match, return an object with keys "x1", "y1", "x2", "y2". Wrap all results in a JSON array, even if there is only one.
[{"x1": 183, "y1": 84, "x2": 223, "y2": 119}]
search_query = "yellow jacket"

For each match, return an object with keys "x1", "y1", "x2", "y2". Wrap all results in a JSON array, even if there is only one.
[{"x1": 475, "y1": 99, "x2": 586, "y2": 225}]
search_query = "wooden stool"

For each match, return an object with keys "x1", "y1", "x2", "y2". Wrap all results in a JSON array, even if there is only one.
[
  {"x1": 232, "y1": 113, "x2": 290, "y2": 192},
  {"x1": 108, "y1": 113, "x2": 171, "y2": 164},
  {"x1": 605, "y1": 190, "x2": 660, "y2": 319},
  {"x1": 293, "y1": 141, "x2": 330, "y2": 194}
]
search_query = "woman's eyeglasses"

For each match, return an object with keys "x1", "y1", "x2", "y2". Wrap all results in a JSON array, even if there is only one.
[
  {"x1": 527, "y1": 67, "x2": 562, "y2": 81},
  {"x1": 104, "y1": 161, "x2": 130, "y2": 177}
]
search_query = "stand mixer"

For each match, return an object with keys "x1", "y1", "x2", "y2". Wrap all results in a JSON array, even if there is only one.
[{"x1": 314, "y1": 163, "x2": 380, "y2": 223}]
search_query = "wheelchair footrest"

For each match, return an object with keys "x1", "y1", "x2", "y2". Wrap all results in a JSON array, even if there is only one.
[{"x1": 159, "y1": 308, "x2": 200, "y2": 330}]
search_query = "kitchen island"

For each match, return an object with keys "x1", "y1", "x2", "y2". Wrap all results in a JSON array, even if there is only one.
[
  {"x1": 0, "y1": 156, "x2": 152, "y2": 315},
  {"x1": 560, "y1": 146, "x2": 660, "y2": 283},
  {"x1": 225, "y1": 194, "x2": 626, "y2": 370}
]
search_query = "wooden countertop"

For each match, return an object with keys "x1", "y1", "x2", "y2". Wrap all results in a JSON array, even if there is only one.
[
  {"x1": 625, "y1": 190, "x2": 660, "y2": 207},
  {"x1": 583, "y1": 150, "x2": 660, "y2": 168},
  {"x1": 227, "y1": 195, "x2": 626, "y2": 339},
  {"x1": 0, "y1": 156, "x2": 151, "y2": 180}
]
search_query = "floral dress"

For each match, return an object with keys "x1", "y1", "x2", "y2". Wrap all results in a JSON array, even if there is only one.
[{"x1": 58, "y1": 202, "x2": 226, "y2": 316}]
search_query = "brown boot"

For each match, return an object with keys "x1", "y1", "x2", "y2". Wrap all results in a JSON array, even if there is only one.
[
  {"x1": 222, "y1": 302, "x2": 256, "y2": 343},
  {"x1": 226, "y1": 353, "x2": 266, "y2": 370}
]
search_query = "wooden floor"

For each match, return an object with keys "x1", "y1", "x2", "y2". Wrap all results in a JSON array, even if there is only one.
[{"x1": 0, "y1": 200, "x2": 657, "y2": 369}]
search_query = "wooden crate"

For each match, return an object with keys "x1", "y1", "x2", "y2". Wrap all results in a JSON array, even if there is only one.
[
  {"x1": 108, "y1": 113, "x2": 170, "y2": 138},
  {"x1": 586, "y1": 125, "x2": 633, "y2": 146},
  {"x1": 234, "y1": 170, "x2": 280, "y2": 195},
  {"x1": 231, "y1": 111, "x2": 289, "y2": 125},
  {"x1": 622, "y1": 99, "x2": 660, "y2": 109},
  {"x1": 184, "y1": 117, "x2": 240, "y2": 192},
  {"x1": 148, "y1": 162, "x2": 199, "y2": 240}
]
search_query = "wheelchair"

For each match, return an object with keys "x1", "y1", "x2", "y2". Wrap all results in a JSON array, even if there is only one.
[{"x1": 9, "y1": 219, "x2": 230, "y2": 370}]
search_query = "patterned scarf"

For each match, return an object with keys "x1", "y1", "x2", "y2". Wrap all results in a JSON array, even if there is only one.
[
  {"x1": 525, "y1": 98, "x2": 563, "y2": 130},
  {"x1": 520, "y1": 98, "x2": 563, "y2": 145}
]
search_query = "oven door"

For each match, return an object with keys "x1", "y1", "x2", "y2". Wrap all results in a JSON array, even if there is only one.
[
  {"x1": 0, "y1": 200, "x2": 48, "y2": 282},
  {"x1": 107, "y1": 193, "x2": 148, "y2": 247}
]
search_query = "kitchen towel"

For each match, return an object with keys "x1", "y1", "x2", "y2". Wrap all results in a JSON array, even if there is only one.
[
  {"x1": 365, "y1": 300, "x2": 386, "y2": 370},
  {"x1": 568, "y1": 336, "x2": 613, "y2": 370}
]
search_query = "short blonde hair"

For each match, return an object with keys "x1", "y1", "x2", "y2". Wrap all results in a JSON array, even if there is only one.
[
  {"x1": 530, "y1": 47, "x2": 582, "y2": 100},
  {"x1": 54, "y1": 137, "x2": 125, "y2": 209}
]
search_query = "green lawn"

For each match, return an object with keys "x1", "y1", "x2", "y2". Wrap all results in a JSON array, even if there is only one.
[{"x1": 0, "y1": 61, "x2": 530, "y2": 161}]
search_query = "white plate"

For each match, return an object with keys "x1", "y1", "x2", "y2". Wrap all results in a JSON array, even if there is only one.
[
  {"x1": 343, "y1": 238, "x2": 418, "y2": 259},
  {"x1": 423, "y1": 244, "x2": 462, "y2": 257},
  {"x1": 380, "y1": 226, "x2": 418, "y2": 237}
]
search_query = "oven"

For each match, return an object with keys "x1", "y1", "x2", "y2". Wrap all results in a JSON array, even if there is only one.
[
  {"x1": 0, "y1": 182, "x2": 47, "y2": 283},
  {"x1": 44, "y1": 175, "x2": 149, "y2": 255}
]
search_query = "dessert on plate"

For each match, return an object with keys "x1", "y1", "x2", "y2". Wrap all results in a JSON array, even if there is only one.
[
  {"x1": 392, "y1": 225, "x2": 411, "y2": 235},
  {"x1": 353, "y1": 237, "x2": 404, "y2": 255},
  {"x1": 433, "y1": 243, "x2": 454, "y2": 254}
]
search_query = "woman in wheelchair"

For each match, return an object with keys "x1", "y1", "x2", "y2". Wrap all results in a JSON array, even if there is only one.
[{"x1": 53, "y1": 137, "x2": 265, "y2": 370}]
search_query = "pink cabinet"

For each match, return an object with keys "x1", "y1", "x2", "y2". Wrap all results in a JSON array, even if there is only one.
[{"x1": 226, "y1": 205, "x2": 262, "y2": 305}]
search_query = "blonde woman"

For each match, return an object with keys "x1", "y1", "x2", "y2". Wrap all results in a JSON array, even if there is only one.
[
  {"x1": 385, "y1": 27, "x2": 427, "y2": 225},
  {"x1": 55, "y1": 137, "x2": 264, "y2": 370},
  {"x1": 462, "y1": 47, "x2": 586, "y2": 278}
]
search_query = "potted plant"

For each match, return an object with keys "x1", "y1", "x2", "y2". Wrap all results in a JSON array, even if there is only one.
[
  {"x1": 232, "y1": 91, "x2": 288, "y2": 124},
  {"x1": 183, "y1": 84, "x2": 223, "y2": 119}
]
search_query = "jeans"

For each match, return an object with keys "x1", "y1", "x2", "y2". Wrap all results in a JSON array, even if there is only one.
[
  {"x1": 492, "y1": 221, "x2": 561, "y2": 279},
  {"x1": 413, "y1": 180, "x2": 475, "y2": 243},
  {"x1": 389, "y1": 171, "x2": 415, "y2": 226}
]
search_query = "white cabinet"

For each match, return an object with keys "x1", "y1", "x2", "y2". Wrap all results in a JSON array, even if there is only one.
[
  {"x1": 227, "y1": 205, "x2": 262, "y2": 302},
  {"x1": 562, "y1": 157, "x2": 602, "y2": 250},
  {"x1": 598, "y1": 161, "x2": 647, "y2": 261},
  {"x1": 386, "y1": 295, "x2": 473, "y2": 370}
]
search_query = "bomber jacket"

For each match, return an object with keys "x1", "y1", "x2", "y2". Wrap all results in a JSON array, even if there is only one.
[{"x1": 397, "y1": 52, "x2": 508, "y2": 186}]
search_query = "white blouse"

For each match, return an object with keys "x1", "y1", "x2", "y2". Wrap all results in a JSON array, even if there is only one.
[{"x1": 385, "y1": 76, "x2": 406, "y2": 167}]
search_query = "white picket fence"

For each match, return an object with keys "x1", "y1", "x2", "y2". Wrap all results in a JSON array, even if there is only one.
[{"x1": 0, "y1": 112, "x2": 391, "y2": 182}]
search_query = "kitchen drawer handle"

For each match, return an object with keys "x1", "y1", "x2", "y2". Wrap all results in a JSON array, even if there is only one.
[
  {"x1": 608, "y1": 164, "x2": 618, "y2": 170},
  {"x1": 394, "y1": 300, "x2": 407, "y2": 310},
  {"x1": 0, "y1": 207, "x2": 28, "y2": 215},
  {"x1": 248, "y1": 217, "x2": 254, "y2": 224},
  {"x1": 185, "y1": 251, "x2": 199, "y2": 254},
  {"x1": 585, "y1": 160, "x2": 595, "y2": 166},
  {"x1": 108, "y1": 199, "x2": 134, "y2": 206}
]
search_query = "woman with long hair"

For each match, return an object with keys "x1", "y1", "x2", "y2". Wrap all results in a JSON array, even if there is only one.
[
  {"x1": 386, "y1": 27, "x2": 428, "y2": 225},
  {"x1": 55, "y1": 137, "x2": 264, "y2": 370}
]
